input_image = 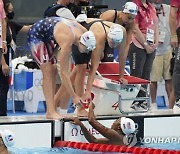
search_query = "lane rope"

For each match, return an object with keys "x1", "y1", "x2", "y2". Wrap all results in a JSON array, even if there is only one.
[{"x1": 54, "y1": 141, "x2": 180, "y2": 153}]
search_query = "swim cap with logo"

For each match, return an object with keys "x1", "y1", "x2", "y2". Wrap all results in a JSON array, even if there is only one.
[
  {"x1": 0, "y1": 130, "x2": 15, "y2": 147},
  {"x1": 120, "y1": 117, "x2": 137, "y2": 135},
  {"x1": 80, "y1": 31, "x2": 96, "y2": 52},
  {"x1": 123, "y1": 2, "x2": 138, "y2": 15}
]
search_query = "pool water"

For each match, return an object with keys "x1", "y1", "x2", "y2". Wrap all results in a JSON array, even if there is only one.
[
  {"x1": 9, "y1": 147, "x2": 121, "y2": 154},
  {"x1": 9, "y1": 143, "x2": 180, "y2": 154},
  {"x1": 140, "y1": 143, "x2": 180, "y2": 150}
]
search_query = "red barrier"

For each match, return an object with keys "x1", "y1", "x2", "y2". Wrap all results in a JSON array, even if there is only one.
[
  {"x1": 99, "y1": 144, "x2": 108, "y2": 152},
  {"x1": 79, "y1": 143, "x2": 89, "y2": 150},
  {"x1": 54, "y1": 141, "x2": 69, "y2": 147},
  {"x1": 91, "y1": 143, "x2": 101, "y2": 151},
  {"x1": 54, "y1": 141, "x2": 180, "y2": 153}
]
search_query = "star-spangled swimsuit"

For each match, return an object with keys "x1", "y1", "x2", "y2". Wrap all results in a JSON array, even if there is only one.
[{"x1": 27, "y1": 17, "x2": 75, "y2": 66}]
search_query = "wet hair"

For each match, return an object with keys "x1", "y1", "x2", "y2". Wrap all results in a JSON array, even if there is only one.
[{"x1": 2, "y1": 0, "x2": 11, "y2": 13}]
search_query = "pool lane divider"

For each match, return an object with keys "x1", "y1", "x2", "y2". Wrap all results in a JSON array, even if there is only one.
[{"x1": 54, "y1": 141, "x2": 180, "y2": 154}]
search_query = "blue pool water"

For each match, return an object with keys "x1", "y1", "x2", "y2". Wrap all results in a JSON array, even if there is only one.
[
  {"x1": 141, "y1": 143, "x2": 180, "y2": 150},
  {"x1": 9, "y1": 147, "x2": 120, "y2": 154},
  {"x1": 9, "y1": 143, "x2": 180, "y2": 153}
]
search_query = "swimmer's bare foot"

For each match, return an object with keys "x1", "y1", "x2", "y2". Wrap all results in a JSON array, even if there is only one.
[{"x1": 46, "y1": 112, "x2": 64, "y2": 120}]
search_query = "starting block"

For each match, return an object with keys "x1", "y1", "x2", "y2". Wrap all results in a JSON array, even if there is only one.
[{"x1": 85, "y1": 62, "x2": 150, "y2": 115}]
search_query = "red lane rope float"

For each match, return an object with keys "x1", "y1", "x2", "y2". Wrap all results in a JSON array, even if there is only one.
[{"x1": 54, "y1": 141, "x2": 180, "y2": 153}]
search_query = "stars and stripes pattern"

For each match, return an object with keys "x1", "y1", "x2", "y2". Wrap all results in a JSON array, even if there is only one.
[
  {"x1": 27, "y1": 17, "x2": 64, "y2": 43},
  {"x1": 27, "y1": 17, "x2": 64, "y2": 65},
  {"x1": 123, "y1": 122, "x2": 132, "y2": 130}
]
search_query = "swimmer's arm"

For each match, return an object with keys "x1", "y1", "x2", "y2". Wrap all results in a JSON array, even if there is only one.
[
  {"x1": 54, "y1": 25, "x2": 76, "y2": 98},
  {"x1": 79, "y1": 120, "x2": 109, "y2": 143},
  {"x1": 70, "y1": 117, "x2": 109, "y2": 144},
  {"x1": 99, "y1": 10, "x2": 116, "y2": 22},
  {"x1": 70, "y1": 117, "x2": 98, "y2": 143},
  {"x1": 85, "y1": 40, "x2": 104, "y2": 94},
  {"x1": 124, "y1": 22, "x2": 134, "y2": 59},
  {"x1": 59, "y1": 44, "x2": 77, "y2": 98},
  {"x1": 80, "y1": 122, "x2": 110, "y2": 144},
  {"x1": 118, "y1": 27, "x2": 127, "y2": 80},
  {"x1": 88, "y1": 102, "x2": 122, "y2": 141}
]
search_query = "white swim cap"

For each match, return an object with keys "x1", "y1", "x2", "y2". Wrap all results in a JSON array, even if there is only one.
[
  {"x1": 0, "y1": 130, "x2": 15, "y2": 147},
  {"x1": 123, "y1": 2, "x2": 138, "y2": 15},
  {"x1": 76, "y1": 14, "x2": 87, "y2": 23},
  {"x1": 108, "y1": 25, "x2": 123, "y2": 46},
  {"x1": 80, "y1": 31, "x2": 96, "y2": 52},
  {"x1": 120, "y1": 117, "x2": 137, "y2": 135}
]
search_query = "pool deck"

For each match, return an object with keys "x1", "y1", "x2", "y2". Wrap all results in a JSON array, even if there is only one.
[
  {"x1": 0, "y1": 109, "x2": 180, "y2": 148},
  {"x1": 0, "y1": 108, "x2": 180, "y2": 123},
  {"x1": 1, "y1": 109, "x2": 180, "y2": 138}
]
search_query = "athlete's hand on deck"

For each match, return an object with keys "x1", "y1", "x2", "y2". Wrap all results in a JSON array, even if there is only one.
[
  {"x1": 69, "y1": 117, "x2": 82, "y2": 126},
  {"x1": 119, "y1": 77, "x2": 128, "y2": 85}
]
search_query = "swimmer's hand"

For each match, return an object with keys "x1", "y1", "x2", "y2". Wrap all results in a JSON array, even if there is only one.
[
  {"x1": 119, "y1": 77, "x2": 128, "y2": 85},
  {"x1": 88, "y1": 101, "x2": 95, "y2": 111},
  {"x1": 81, "y1": 91, "x2": 91, "y2": 102},
  {"x1": 69, "y1": 117, "x2": 82, "y2": 126}
]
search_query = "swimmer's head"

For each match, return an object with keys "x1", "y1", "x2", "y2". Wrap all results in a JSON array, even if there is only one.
[
  {"x1": 112, "y1": 117, "x2": 138, "y2": 135},
  {"x1": 120, "y1": 117, "x2": 138, "y2": 135},
  {"x1": 123, "y1": 2, "x2": 138, "y2": 16},
  {"x1": 79, "y1": 31, "x2": 96, "y2": 53},
  {"x1": 107, "y1": 25, "x2": 124, "y2": 48},
  {"x1": 0, "y1": 130, "x2": 15, "y2": 148}
]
